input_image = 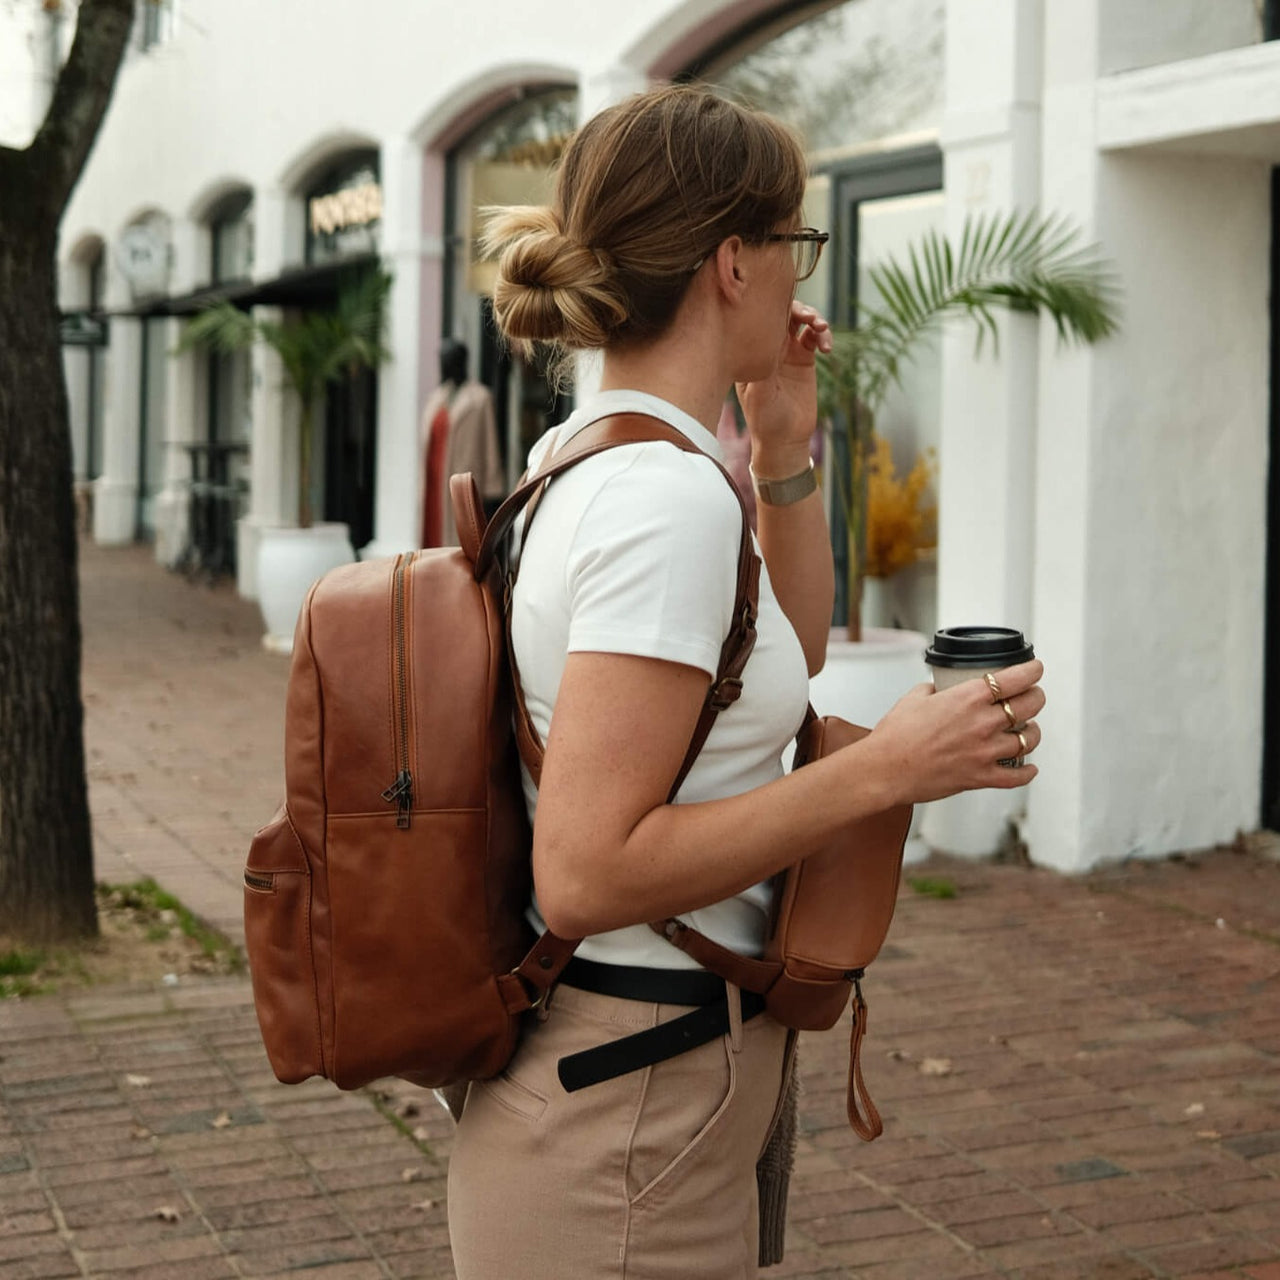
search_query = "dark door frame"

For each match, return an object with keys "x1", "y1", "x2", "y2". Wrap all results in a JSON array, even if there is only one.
[{"x1": 821, "y1": 145, "x2": 943, "y2": 624}]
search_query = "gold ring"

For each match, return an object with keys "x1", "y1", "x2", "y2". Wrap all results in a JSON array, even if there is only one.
[
  {"x1": 985, "y1": 673, "x2": 1004, "y2": 703},
  {"x1": 1001, "y1": 700, "x2": 1017, "y2": 729},
  {"x1": 1015, "y1": 730, "x2": 1028, "y2": 755}
]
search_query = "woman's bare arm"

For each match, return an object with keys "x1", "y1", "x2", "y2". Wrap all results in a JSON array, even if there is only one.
[{"x1": 532, "y1": 649, "x2": 1044, "y2": 939}]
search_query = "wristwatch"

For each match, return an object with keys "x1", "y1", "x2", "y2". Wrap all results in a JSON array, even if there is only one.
[{"x1": 750, "y1": 458, "x2": 817, "y2": 506}]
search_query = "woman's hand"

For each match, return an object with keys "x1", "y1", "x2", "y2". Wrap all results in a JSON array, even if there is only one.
[
  {"x1": 737, "y1": 300, "x2": 833, "y2": 472},
  {"x1": 867, "y1": 660, "x2": 1047, "y2": 805}
]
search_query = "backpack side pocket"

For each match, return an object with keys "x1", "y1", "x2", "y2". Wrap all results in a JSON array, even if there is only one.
[{"x1": 244, "y1": 806, "x2": 325, "y2": 1083}]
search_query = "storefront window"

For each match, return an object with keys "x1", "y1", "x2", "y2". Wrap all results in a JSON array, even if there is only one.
[
  {"x1": 693, "y1": 0, "x2": 944, "y2": 631},
  {"x1": 305, "y1": 151, "x2": 381, "y2": 266},
  {"x1": 698, "y1": 0, "x2": 944, "y2": 157},
  {"x1": 448, "y1": 88, "x2": 577, "y2": 489}
]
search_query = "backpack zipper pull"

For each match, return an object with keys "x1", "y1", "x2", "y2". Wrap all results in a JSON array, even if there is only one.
[{"x1": 381, "y1": 769, "x2": 413, "y2": 828}]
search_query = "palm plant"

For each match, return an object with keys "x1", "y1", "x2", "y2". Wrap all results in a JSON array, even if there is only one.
[
  {"x1": 816, "y1": 210, "x2": 1120, "y2": 641},
  {"x1": 177, "y1": 267, "x2": 393, "y2": 528}
]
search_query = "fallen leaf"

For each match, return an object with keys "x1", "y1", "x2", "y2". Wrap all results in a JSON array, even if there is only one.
[
  {"x1": 1196, "y1": 1129, "x2": 1221, "y2": 1141},
  {"x1": 130, "y1": 1125, "x2": 152, "y2": 1141},
  {"x1": 886, "y1": 1048, "x2": 911, "y2": 1062},
  {"x1": 1215, "y1": 918, "x2": 1227, "y2": 930},
  {"x1": 1184, "y1": 1102, "x2": 1205, "y2": 1118},
  {"x1": 124, "y1": 1074, "x2": 151, "y2": 1088},
  {"x1": 411, "y1": 1126, "x2": 431, "y2": 1143},
  {"x1": 210, "y1": 1112, "x2": 232, "y2": 1129},
  {"x1": 413, "y1": 1198, "x2": 437, "y2": 1211},
  {"x1": 919, "y1": 1057, "x2": 953, "y2": 1077},
  {"x1": 153, "y1": 1205, "x2": 181, "y2": 1223},
  {"x1": 401, "y1": 1168, "x2": 424, "y2": 1183}
]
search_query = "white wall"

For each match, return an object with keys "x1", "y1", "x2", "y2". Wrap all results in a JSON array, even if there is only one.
[{"x1": 1079, "y1": 153, "x2": 1269, "y2": 863}]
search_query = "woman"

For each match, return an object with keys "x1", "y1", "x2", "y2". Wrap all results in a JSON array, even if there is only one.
[{"x1": 447, "y1": 84, "x2": 1044, "y2": 1279}]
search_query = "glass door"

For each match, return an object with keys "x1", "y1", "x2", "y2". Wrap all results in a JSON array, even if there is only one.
[{"x1": 826, "y1": 148, "x2": 942, "y2": 628}]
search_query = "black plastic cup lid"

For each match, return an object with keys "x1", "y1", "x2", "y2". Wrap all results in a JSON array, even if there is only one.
[{"x1": 924, "y1": 626, "x2": 1034, "y2": 669}]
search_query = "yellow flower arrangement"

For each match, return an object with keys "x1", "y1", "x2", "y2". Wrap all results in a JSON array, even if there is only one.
[{"x1": 864, "y1": 434, "x2": 937, "y2": 580}]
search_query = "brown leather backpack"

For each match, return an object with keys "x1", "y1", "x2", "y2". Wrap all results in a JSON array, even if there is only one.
[{"x1": 243, "y1": 414, "x2": 910, "y2": 1137}]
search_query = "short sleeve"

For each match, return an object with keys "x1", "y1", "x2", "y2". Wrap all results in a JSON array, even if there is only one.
[{"x1": 564, "y1": 446, "x2": 741, "y2": 678}]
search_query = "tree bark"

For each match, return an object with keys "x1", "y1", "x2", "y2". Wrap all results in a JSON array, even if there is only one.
[{"x1": 0, "y1": 0, "x2": 135, "y2": 944}]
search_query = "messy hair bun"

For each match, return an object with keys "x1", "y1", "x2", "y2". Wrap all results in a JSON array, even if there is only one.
[
  {"x1": 483, "y1": 84, "x2": 807, "y2": 365},
  {"x1": 484, "y1": 206, "x2": 629, "y2": 351}
]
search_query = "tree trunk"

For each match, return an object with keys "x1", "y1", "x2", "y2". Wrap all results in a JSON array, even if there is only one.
[
  {"x1": 0, "y1": 225, "x2": 97, "y2": 943},
  {"x1": 0, "y1": 0, "x2": 135, "y2": 943}
]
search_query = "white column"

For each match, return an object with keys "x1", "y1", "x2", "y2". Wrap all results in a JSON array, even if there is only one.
[
  {"x1": 237, "y1": 307, "x2": 293, "y2": 600},
  {"x1": 1022, "y1": 0, "x2": 1101, "y2": 871},
  {"x1": 153, "y1": 316, "x2": 199, "y2": 568},
  {"x1": 236, "y1": 187, "x2": 290, "y2": 599},
  {"x1": 93, "y1": 290, "x2": 141, "y2": 546},
  {"x1": 922, "y1": 0, "x2": 1046, "y2": 857},
  {"x1": 362, "y1": 135, "x2": 425, "y2": 561}
]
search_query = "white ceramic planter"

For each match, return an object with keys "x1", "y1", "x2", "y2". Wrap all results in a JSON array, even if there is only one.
[
  {"x1": 798, "y1": 626, "x2": 932, "y2": 866},
  {"x1": 256, "y1": 523, "x2": 356, "y2": 655},
  {"x1": 809, "y1": 626, "x2": 929, "y2": 727}
]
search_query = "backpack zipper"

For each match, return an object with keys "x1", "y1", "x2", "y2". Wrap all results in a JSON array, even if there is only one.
[{"x1": 380, "y1": 551, "x2": 415, "y2": 828}]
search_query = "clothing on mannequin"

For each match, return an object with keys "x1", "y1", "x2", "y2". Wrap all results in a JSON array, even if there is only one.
[{"x1": 420, "y1": 340, "x2": 504, "y2": 548}]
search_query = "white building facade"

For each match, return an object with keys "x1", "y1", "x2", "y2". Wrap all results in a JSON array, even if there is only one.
[{"x1": 45, "y1": 0, "x2": 1279, "y2": 873}]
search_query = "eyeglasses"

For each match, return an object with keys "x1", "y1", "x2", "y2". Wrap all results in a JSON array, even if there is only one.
[{"x1": 765, "y1": 228, "x2": 829, "y2": 282}]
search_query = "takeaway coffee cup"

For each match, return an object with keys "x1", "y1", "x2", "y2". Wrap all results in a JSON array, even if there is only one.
[{"x1": 923, "y1": 626, "x2": 1035, "y2": 694}]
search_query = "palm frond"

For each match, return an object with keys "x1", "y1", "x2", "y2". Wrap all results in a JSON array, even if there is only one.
[
  {"x1": 174, "y1": 302, "x2": 256, "y2": 357},
  {"x1": 854, "y1": 209, "x2": 1121, "y2": 412}
]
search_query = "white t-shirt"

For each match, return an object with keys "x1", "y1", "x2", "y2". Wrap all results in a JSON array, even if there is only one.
[{"x1": 510, "y1": 390, "x2": 812, "y2": 969}]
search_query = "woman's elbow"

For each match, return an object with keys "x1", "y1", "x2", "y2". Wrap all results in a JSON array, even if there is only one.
[
  {"x1": 533, "y1": 849, "x2": 608, "y2": 940},
  {"x1": 804, "y1": 636, "x2": 827, "y2": 678}
]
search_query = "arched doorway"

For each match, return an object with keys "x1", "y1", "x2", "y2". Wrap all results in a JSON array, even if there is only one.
[
  {"x1": 443, "y1": 87, "x2": 577, "y2": 489},
  {"x1": 299, "y1": 148, "x2": 382, "y2": 550}
]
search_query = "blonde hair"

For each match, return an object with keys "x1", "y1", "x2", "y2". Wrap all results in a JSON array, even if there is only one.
[{"x1": 482, "y1": 84, "x2": 807, "y2": 362}]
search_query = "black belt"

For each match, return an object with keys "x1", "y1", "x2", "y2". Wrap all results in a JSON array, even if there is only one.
[{"x1": 555, "y1": 957, "x2": 766, "y2": 1093}]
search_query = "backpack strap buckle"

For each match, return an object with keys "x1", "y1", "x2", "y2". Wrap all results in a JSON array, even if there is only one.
[{"x1": 708, "y1": 676, "x2": 743, "y2": 710}]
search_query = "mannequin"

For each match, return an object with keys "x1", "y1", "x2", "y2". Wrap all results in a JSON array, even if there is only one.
[{"x1": 419, "y1": 340, "x2": 504, "y2": 547}]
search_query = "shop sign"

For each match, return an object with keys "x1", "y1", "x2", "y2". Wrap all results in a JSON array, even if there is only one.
[
  {"x1": 309, "y1": 181, "x2": 383, "y2": 236},
  {"x1": 59, "y1": 312, "x2": 109, "y2": 347}
]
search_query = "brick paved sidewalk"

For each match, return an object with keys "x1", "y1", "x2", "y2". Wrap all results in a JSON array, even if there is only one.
[{"x1": 0, "y1": 541, "x2": 1277, "y2": 1279}]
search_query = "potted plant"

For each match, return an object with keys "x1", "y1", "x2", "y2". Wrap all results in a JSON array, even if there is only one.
[
  {"x1": 178, "y1": 267, "x2": 393, "y2": 651},
  {"x1": 816, "y1": 209, "x2": 1120, "y2": 643}
]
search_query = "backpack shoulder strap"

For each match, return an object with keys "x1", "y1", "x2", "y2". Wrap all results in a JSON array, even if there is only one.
[
  {"x1": 487, "y1": 412, "x2": 762, "y2": 1007},
  {"x1": 484, "y1": 412, "x2": 760, "y2": 801}
]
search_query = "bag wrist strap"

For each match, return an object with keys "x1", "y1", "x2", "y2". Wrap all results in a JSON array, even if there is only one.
[{"x1": 846, "y1": 979, "x2": 883, "y2": 1140}]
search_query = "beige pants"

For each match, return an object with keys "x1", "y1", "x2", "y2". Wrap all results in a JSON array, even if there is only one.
[{"x1": 447, "y1": 982, "x2": 791, "y2": 1280}]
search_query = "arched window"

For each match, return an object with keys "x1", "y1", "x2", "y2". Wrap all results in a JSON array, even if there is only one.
[{"x1": 209, "y1": 188, "x2": 254, "y2": 285}]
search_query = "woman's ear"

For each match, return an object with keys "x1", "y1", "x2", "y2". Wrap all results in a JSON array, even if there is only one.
[{"x1": 713, "y1": 237, "x2": 748, "y2": 303}]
